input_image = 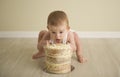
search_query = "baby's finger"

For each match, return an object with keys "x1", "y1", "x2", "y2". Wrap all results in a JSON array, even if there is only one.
[
  {"x1": 46, "y1": 40, "x2": 50, "y2": 45},
  {"x1": 49, "y1": 40, "x2": 54, "y2": 44}
]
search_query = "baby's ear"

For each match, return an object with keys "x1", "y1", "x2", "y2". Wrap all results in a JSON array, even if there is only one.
[{"x1": 47, "y1": 25, "x2": 49, "y2": 29}]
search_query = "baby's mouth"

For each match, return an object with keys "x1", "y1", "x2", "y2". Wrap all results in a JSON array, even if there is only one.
[{"x1": 56, "y1": 39, "x2": 61, "y2": 43}]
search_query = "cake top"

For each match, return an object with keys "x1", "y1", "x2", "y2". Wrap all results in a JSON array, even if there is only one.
[{"x1": 44, "y1": 44, "x2": 71, "y2": 50}]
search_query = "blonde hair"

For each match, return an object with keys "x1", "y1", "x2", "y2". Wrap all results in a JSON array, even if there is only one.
[{"x1": 47, "y1": 10, "x2": 70, "y2": 29}]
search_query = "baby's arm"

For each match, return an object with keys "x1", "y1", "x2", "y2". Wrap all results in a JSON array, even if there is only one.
[
  {"x1": 68, "y1": 32, "x2": 87, "y2": 63},
  {"x1": 37, "y1": 32, "x2": 50, "y2": 51},
  {"x1": 32, "y1": 32, "x2": 49, "y2": 59},
  {"x1": 73, "y1": 32, "x2": 87, "y2": 63},
  {"x1": 67, "y1": 32, "x2": 76, "y2": 51}
]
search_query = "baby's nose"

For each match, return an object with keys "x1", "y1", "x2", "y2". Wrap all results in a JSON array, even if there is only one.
[{"x1": 56, "y1": 34, "x2": 60, "y2": 39}]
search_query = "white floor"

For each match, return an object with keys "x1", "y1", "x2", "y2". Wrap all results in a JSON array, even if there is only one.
[{"x1": 0, "y1": 38, "x2": 120, "y2": 77}]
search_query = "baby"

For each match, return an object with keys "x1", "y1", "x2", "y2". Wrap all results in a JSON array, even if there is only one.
[{"x1": 32, "y1": 10, "x2": 87, "y2": 63}]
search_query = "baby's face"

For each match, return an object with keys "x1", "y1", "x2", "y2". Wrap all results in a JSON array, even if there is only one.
[{"x1": 48, "y1": 23, "x2": 69, "y2": 43}]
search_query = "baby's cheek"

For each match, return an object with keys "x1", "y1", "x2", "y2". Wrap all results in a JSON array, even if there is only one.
[
  {"x1": 61, "y1": 34, "x2": 65, "y2": 38},
  {"x1": 50, "y1": 34, "x2": 55, "y2": 38}
]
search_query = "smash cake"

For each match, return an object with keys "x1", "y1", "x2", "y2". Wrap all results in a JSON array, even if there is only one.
[{"x1": 44, "y1": 44, "x2": 72, "y2": 74}]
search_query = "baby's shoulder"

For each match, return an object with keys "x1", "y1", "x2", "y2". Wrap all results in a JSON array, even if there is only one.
[
  {"x1": 68, "y1": 31, "x2": 74, "y2": 36},
  {"x1": 67, "y1": 31, "x2": 74, "y2": 39},
  {"x1": 39, "y1": 30, "x2": 50, "y2": 39},
  {"x1": 44, "y1": 31, "x2": 50, "y2": 40}
]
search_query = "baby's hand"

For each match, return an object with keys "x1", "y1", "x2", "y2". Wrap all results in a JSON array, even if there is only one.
[
  {"x1": 78, "y1": 56, "x2": 87, "y2": 63},
  {"x1": 44, "y1": 40, "x2": 51, "y2": 46}
]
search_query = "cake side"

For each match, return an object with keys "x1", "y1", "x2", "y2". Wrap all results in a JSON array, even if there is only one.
[
  {"x1": 44, "y1": 44, "x2": 72, "y2": 57},
  {"x1": 44, "y1": 44, "x2": 72, "y2": 74},
  {"x1": 46, "y1": 61, "x2": 71, "y2": 74}
]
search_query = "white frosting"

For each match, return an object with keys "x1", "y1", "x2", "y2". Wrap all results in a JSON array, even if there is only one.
[
  {"x1": 45, "y1": 44, "x2": 70, "y2": 49},
  {"x1": 44, "y1": 44, "x2": 72, "y2": 58}
]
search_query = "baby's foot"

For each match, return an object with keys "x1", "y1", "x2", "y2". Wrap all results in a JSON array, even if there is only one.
[{"x1": 32, "y1": 52, "x2": 45, "y2": 59}]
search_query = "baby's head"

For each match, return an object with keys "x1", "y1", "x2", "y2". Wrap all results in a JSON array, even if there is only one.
[{"x1": 47, "y1": 11, "x2": 70, "y2": 43}]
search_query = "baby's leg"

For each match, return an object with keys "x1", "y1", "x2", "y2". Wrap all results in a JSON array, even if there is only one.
[{"x1": 32, "y1": 30, "x2": 47, "y2": 59}]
